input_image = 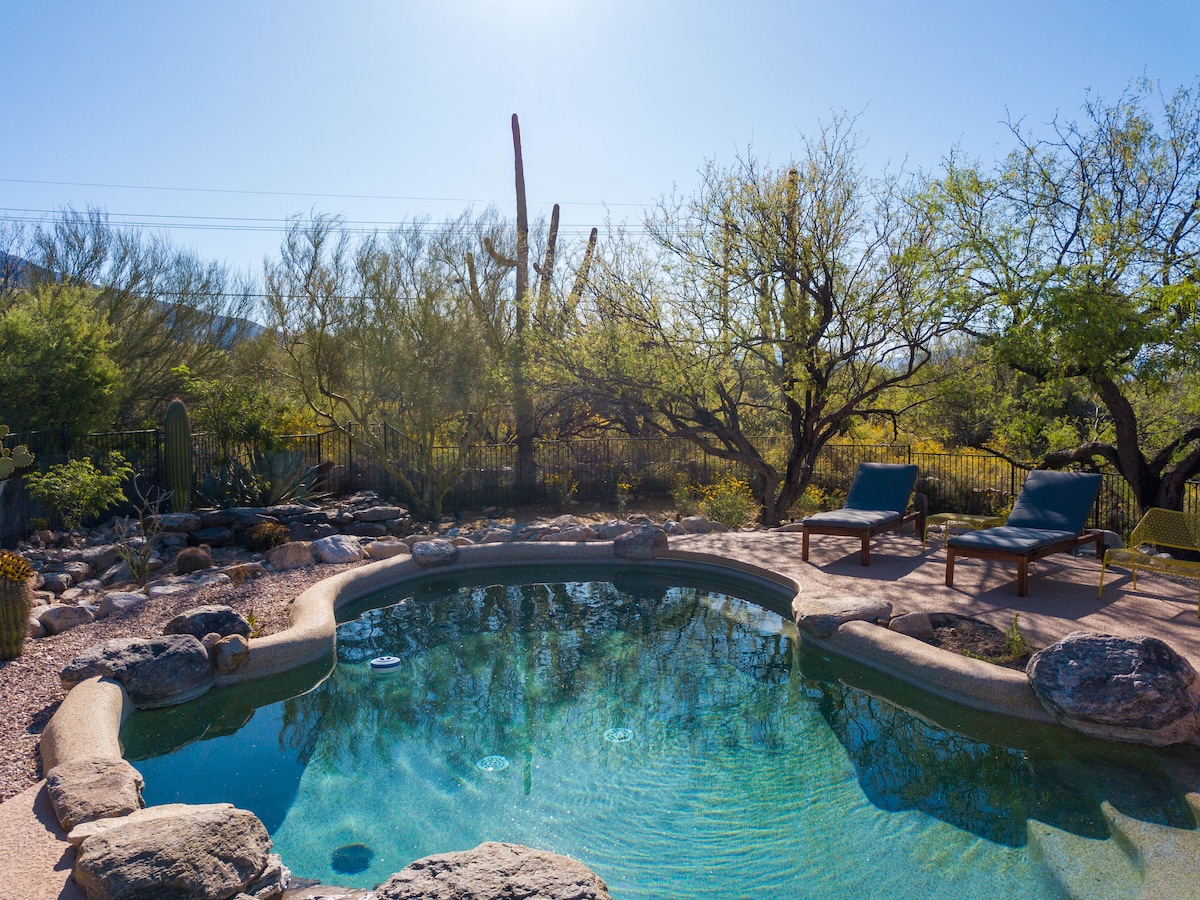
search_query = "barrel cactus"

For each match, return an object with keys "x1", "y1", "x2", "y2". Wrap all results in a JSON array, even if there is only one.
[
  {"x1": 0, "y1": 550, "x2": 34, "y2": 660},
  {"x1": 164, "y1": 399, "x2": 193, "y2": 513}
]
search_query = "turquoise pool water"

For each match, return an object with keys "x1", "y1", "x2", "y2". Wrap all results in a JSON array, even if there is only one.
[{"x1": 123, "y1": 565, "x2": 1197, "y2": 899}]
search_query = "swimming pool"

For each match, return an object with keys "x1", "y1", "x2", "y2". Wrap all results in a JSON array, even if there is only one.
[{"x1": 121, "y1": 564, "x2": 1196, "y2": 898}]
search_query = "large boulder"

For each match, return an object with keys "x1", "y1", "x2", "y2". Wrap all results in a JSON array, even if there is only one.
[
  {"x1": 45, "y1": 757, "x2": 145, "y2": 831},
  {"x1": 72, "y1": 803, "x2": 277, "y2": 900},
  {"x1": 375, "y1": 841, "x2": 611, "y2": 900},
  {"x1": 1027, "y1": 631, "x2": 1200, "y2": 746},
  {"x1": 266, "y1": 541, "x2": 314, "y2": 570},
  {"x1": 312, "y1": 534, "x2": 366, "y2": 565},
  {"x1": 612, "y1": 525, "x2": 667, "y2": 560},
  {"x1": 412, "y1": 538, "x2": 459, "y2": 568},
  {"x1": 164, "y1": 605, "x2": 251, "y2": 640},
  {"x1": 61, "y1": 635, "x2": 215, "y2": 709},
  {"x1": 793, "y1": 596, "x2": 893, "y2": 638}
]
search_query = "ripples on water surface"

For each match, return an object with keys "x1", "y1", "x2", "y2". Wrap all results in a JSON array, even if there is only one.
[{"x1": 124, "y1": 565, "x2": 1198, "y2": 899}]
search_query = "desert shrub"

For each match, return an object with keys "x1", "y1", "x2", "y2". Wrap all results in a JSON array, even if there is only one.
[
  {"x1": 698, "y1": 473, "x2": 760, "y2": 528},
  {"x1": 670, "y1": 472, "x2": 703, "y2": 516},
  {"x1": 244, "y1": 521, "x2": 291, "y2": 552},
  {"x1": 23, "y1": 454, "x2": 132, "y2": 532}
]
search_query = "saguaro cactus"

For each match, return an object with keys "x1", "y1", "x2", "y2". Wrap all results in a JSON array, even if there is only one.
[{"x1": 164, "y1": 398, "x2": 193, "y2": 512}]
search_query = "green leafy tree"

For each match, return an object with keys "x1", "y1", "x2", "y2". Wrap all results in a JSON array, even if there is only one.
[
  {"x1": 0, "y1": 284, "x2": 122, "y2": 431},
  {"x1": 933, "y1": 79, "x2": 1200, "y2": 512},
  {"x1": 23, "y1": 208, "x2": 259, "y2": 425},
  {"x1": 562, "y1": 120, "x2": 964, "y2": 524}
]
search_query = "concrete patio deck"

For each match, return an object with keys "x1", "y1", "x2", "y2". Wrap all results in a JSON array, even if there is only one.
[{"x1": 5, "y1": 530, "x2": 1200, "y2": 900}]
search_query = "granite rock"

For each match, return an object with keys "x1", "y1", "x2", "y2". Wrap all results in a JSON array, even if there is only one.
[
  {"x1": 61, "y1": 635, "x2": 215, "y2": 708},
  {"x1": 1027, "y1": 631, "x2": 1200, "y2": 745},
  {"x1": 375, "y1": 841, "x2": 611, "y2": 900},
  {"x1": 45, "y1": 757, "x2": 145, "y2": 831}
]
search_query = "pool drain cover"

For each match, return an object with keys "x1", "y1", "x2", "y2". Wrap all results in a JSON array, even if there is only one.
[
  {"x1": 331, "y1": 843, "x2": 374, "y2": 874},
  {"x1": 369, "y1": 656, "x2": 401, "y2": 670},
  {"x1": 603, "y1": 727, "x2": 634, "y2": 743},
  {"x1": 476, "y1": 754, "x2": 510, "y2": 772}
]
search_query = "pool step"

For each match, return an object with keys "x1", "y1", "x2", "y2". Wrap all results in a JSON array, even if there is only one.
[{"x1": 1027, "y1": 793, "x2": 1200, "y2": 900}]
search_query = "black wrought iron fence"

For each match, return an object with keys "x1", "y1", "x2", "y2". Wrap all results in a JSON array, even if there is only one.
[{"x1": 3, "y1": 426, "x2": 1199, "y2": 544}]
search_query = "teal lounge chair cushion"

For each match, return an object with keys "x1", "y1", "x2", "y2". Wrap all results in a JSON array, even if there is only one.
[
  {"x1": 843, "y1": 463, "x2": 919, "y2": 512},
  {"x1": 802, "y1": 509, "x2": 904, "y2": 529},
  {"x1": 946, "y1": 526, "x2": 1078, "y2": 553},
  {"x1": 1003, "y1": 471, "x2": 1102, "y2": 533}
]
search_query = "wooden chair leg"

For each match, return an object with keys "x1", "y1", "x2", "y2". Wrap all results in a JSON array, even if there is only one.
[
  {"x1": 1017, "y1": 558, "x2": 1029, "y2": 596},
  {"x1": 802, "y1": 529, "x2": 810, "y2": 561},
  {"x1": 945, "y1": 550, "x2": 955, "y2": 586},
  {"x1": 860, "y1": 534, "x2": 870, "y2": 566}
]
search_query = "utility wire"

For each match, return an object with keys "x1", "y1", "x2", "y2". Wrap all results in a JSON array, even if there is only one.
[{"x1": 0, "y1": 176, "x2": 645, "y2": 208}]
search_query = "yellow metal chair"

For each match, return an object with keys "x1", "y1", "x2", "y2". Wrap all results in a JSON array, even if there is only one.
[{"x1": 1098, "y1": 508, "x2": 1200, "y2": 608}]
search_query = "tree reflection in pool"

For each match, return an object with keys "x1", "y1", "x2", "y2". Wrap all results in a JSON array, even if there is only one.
[{"x1": 122, "y1": 565, "x2": 1198, "y2": 899}]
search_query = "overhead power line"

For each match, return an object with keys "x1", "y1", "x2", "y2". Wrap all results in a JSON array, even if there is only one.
[{"x1": 0, "y1": 176, "x2": 644, "y2": 208}]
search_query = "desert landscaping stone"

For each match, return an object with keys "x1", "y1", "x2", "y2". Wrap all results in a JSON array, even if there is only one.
[
  {"x1": 365, "y1": 539, "x2": 410, "y2": 560},
  {"x1": 353, "y1": 505, "x2": 404, "y2": 522},
  {"x1": 45, "y1": 757, "x2": 145, "y2": 831},
  {"x1": 41, "y1": 572, "x2": 73, "y2": 594},
  {"x1": 165, "y1": 604, "x2": 252, "y2": 640},
  {"x1": 374, "y1": 841, "x2": 611, "y2": 900},
  {"x1": 61, "y1": 634, "x2": 216, "y2": 708},
  {"x1": 28, "y1": 613, "x2": 46, "y2": 639},
  {"x1": 889, "y1": 611, "x2": 934, "y2": 639},
  {"x1": 39, "y1": 603, "x2": 96, "y2": 635},
  {"x1": 593, "y1": 521, "x2": 632, "y2": 540},
  {"x1": 680, "y1": 515, "x2": 713, "y2": 533},
  {"x1": 72, "y1": 802, "x2": 275, "y2": 900},
  {"x1": 664, "y1": 520, "x2": 689, "y2": 536},
  {"x1": 100, "y1": 560, "x2": 133, "y2": 585},
  {"x1": 157, "y1": 513, "x2": 202, "y2": 532},
  {"x1": 62, "y1": 561, "x2": 92, "y2": 583},
  {"x1": 412, "y1": 538, "x2": 459, "y2": 568},
  {"x1": 98, "y1": 591, "x2": 149, "y2": 617},
  {"x1": 612, "y1": 524, "x2": 667, "y2": 560},
  {"x1": 266, "y1": 541, "x2": 315, "y2": 571},
  {"x1": 1027, "y1": 631, "x2": 1200, "y2": 745},
  {"x1": 312, "y1": 534, "x2": 366, "y2": 564},
  {"x1": 793, "y1": 596, "x2": 893, "y2": 638},
  {"x1": 214, "y1": 634, "x2": 251, "y2": 675},
  {"x1": 81, "y1": 544, "x2": 122, "y2": 573}
]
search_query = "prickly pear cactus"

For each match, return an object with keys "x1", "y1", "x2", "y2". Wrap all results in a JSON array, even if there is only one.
[
  {"x1": 0, "y1": 425, "x2": 33, "y2": 480},
  {"x1": 0, "y1": 550, "x2": 33, "y2": 660},
  {"x1": 164, "y1": 399, "x2": 193, "y2": 513}
]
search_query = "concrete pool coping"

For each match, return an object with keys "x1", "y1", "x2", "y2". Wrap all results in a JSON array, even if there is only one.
[{"x1": 12, "y1": 533, "x2": 1200, "y2": 899}]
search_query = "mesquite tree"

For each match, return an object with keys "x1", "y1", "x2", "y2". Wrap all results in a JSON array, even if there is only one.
[
  {"x1": 563, "y1": 119, "x2": 962, "y2": 525},
  {"x1": 933, "y1": 79, "x2": 1200, "y2": 512}
]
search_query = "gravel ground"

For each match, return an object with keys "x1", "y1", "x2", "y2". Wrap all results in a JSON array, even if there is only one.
[{"x1": 0, "y1": 558, "x2": 361, "y2": 803}]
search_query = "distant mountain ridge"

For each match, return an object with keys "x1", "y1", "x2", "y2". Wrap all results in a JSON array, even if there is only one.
[{"x1": 0, "y1": 252, "x2": 265, "y2": 344}]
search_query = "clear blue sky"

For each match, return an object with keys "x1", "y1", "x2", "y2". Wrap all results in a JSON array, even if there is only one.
[{"x1": 2, "y1": 0, "x2": 1198, "y2": 276}]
